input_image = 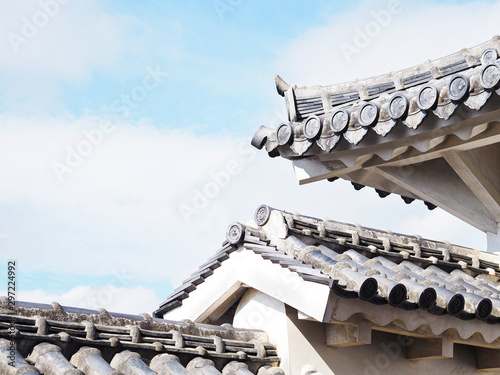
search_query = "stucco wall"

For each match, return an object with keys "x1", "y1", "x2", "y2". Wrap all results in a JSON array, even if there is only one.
[
  {"x1": 234, "y1": 289, "x2": 481, "y2": 375},
  {"x1": 234, "y1": 289, "x2": 292, "y2": 374},
  {"x1": 286, "y1": 305, "x2": 479, "y2": 375}
]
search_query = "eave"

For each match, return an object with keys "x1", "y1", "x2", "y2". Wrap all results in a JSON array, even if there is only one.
[{"x1": 252, "y1": 38, "x2": 500, "y2": 236}]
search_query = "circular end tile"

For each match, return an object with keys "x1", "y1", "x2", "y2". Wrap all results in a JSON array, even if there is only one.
[
  {"x1": 480, "y1": 63, "x2": 500, "y2": 89},
  {"x1": 358, "y1": 103, "x2": 379, "y2": 127},
  {"x1": 388, "y1": 94, "x2": 408, "y2": 119},
  {"x1": 276, "y1": 122, "x2": 293, "y2": 146},
  {"x1": 303, "y1": 116, "x2": 322, "y2": 139},
  {"x1": 254, "y1": 204, "x2": 271, "y2": 226},
  {"x1": 359, "y1": 277, "x2": 378, "y2": 301},
  {"x1": 417, "y1": 85, "x2": 438, "y2": 111},
  {"x1": 481, "y1": 48, "x2": 498, "y2": 65},
  {"x1": 226, "y1": 222, "x2": 244, "y2": 245},
  {"x1": 448, "y1": 74, "x2": 469, "y2": 101},
  {"x1": 476, "y1": 298, "x2": 493, "y2": 320},
  {"x1": 388, "y1": 284, "x2": 407, "y2": 306},
  {"x1": 447, "y1": 294, "x2": 465, "y2": 316},
  {"x1": 329, "y1": 109, "x2": 350, "y2": 133},
  {"x1": 419, "y1": 287, "x2": 437, "y2": 310}
]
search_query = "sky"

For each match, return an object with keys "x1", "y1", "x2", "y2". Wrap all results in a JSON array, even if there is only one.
[{"x1": 0, "y1": 0, "x2": 499, "y2": 315}]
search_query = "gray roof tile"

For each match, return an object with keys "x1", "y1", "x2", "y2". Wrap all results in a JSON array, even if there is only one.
[
  {"x1": 159, "y1": 205, "x2": 500, "y2": 328},
  {"x1": 252, "y1": 36, "x2": 500, "y2": 161},
  {"x1": 0, "y1": 301, "x2": 281, "y2": 375}
]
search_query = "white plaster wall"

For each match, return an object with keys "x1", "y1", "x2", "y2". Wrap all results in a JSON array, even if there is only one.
[
  {"x1": 164, "y1": 247, "x2": 331, "y2": 323},
  {"x1": 234, "y1": 289, "x2": 291, "y2": 374},
  {"x1": 487, "y1": 223, "x2": 500, "y2": 252},
  {"x1": 285, "y1": 306, "x2": 480, "y2": 375},
  {"x1": 232, "y1": 292, "x2": 482, "y2": 375}
]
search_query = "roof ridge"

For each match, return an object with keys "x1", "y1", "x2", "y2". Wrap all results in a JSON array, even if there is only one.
[
  {"x1": 281, "y1": 36, "x2": 500, "y2": 97},
  {"x1": 254, "y1": 205, "x2": 500, "y2": 270},
  {"x1": 157, "y1": 205, "x2": 500, "y2": 330},
  {"x1": 256, "y1": 205, "x2": 484, "y2": 251},
  {"x1": 254, "y1": 36, "x2": 500, "y2": 160},
  {"x1": 1, "y1": 298, "x2": 269, "y2": 341}
]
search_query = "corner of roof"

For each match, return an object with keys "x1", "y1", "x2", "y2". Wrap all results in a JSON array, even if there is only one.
[{"x1": 275, "y1": 75, "x2": 290, "y2": 97}]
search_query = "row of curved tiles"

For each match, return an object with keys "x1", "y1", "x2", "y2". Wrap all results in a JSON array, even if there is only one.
[
  {"x1": 0, "y1": 339, "x2": 283, "y2": 375},
  {"x1": 253, "y1": 48, "x2": 500, "y2": 156},
  {"x1": 241, "y1": 206, "x2": 500, "y2": 323}
]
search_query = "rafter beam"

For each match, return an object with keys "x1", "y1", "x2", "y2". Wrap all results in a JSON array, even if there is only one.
[
  {"x1": 366, "y1": 123, "x2": 500, "y2": 169},
  {"x1": 374, "y1": 323, "x2": 500, "y2": 350},
  {"x1": 443, "y1": 147, "x2": 500, "y2": 219},
  {"x1": 293, "y1": 155, "x2": 374, "y2": 185},
  {"x1": 325, "y1": 321, "x2": 372, "y2": 347},
  {"x1": 476, "y1": 347, "x2": 500, "y2": 371},
  {"x1": 407, "y1": 336, "x2": 453, "y2": 360},
  {"x1": 375, "y1": 158, "x2": 497, "y2": 233}
]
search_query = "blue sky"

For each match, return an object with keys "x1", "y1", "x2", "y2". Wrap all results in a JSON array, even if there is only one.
[{"x1": 0, "y1": 0, "x2": 499, "y2": 314}]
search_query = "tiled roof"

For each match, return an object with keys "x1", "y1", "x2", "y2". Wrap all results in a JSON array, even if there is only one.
[
  {"x1": 158, "y1": 205, "x2": 500, "y2": 334},
  {"x1": 252, "y1": 36, "x2": 500, "y2": 157},
  {"x1": 0, "y1": 300, "x2": 281, "y2": 374}
]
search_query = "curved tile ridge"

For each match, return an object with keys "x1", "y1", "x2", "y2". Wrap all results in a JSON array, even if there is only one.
[
  {"x1": 0, "y1": 298, "x2": 270, "y2": 344},
  {"x1": 0, "y1": 300, "x2": 280, "y2": 371},
  {"x1": 157, "y1": 220, "x2": 335, "y2": 318},
  {"x1": 253, "y1": 37, "x2": 500, "y2": 157},
  {"x1": 283, "y1": 36, "x2": 498, "y2": 102},
  {"x1": 252, "y1": 205, "x2": 500, "y2": 325},
  {"x1": 259, "y1": 205, "x2": 500, "y2": 273}
]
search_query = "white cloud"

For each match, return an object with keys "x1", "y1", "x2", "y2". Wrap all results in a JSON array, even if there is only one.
[
  {"x1": 0, "y1": 112, "x2": 486, "y2": 297},
  {"x1": 399, "y1": 209, "x2": 485, "y2": 247},
  {"x1": 0, "y1": 1, "x2": 125, "y2": 78},
  {"x1": 275, "y1": 0, "x2": 500, "y2": 86},
  {"x1": 0, "y1": 0, "x2": 140, "y2": 112},
  {"x1": 18, "y1": 285, "x2": 161, "y2": 315},
  {"x1": 0, "y1": 1, "x2": 494, "y2": 311}
]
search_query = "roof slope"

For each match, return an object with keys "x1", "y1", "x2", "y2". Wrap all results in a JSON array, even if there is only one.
[
  {"x1": 252, "y1": 36, "x2": 500, "y2": 157},
  {"x1": 0, "y1": 300, "x2": 281, "y2": 375},
  {"x1": 158, "y1": 205, "x2": 500, "y2": 345},
  {"x1": 250, "y1": 38, "x2": 500, "y2": 232}
]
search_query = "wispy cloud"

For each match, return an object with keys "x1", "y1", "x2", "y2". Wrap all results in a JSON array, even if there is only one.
[
  {"x1": 18, "y1": 285, "x2": 161, "y2": 315},
  {"x1": 0, "y1": 0, "x2": 493, "y2": 313},
  {"x1": 0, "y1": 1, "x2": 125, "y2": 76},
  {"x1": 0, "y1": 112, "x2": 485, "y2": 303},
  {"x1": 0, "y1": 1, "x2": 135, "y2": 112},
  {"x1": 275, "y1": 0, "x2": 500, "y2": 86}
]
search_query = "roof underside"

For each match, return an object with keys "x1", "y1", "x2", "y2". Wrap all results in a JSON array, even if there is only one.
[{"x1": 252, "y1": 38, "x2": 500, "y2": 233}]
